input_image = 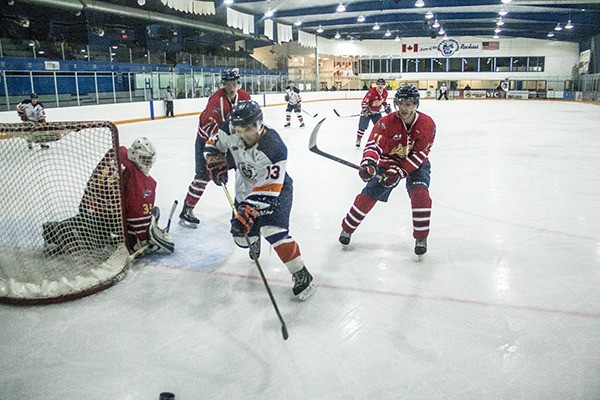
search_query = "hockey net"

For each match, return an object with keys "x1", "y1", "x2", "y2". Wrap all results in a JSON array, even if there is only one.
[{"x1": 0, "y1": 122, "x2": 130, "y2": 305}]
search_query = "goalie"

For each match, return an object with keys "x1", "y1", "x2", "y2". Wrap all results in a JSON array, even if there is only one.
[{"x1": 42, "y1": 137, "x2": 174, "y2": 258}]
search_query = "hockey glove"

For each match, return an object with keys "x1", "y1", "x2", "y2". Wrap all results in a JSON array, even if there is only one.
[
  {"x1": 384, "y1": 104, "x2": 392, "y2": 114},
  {"x1": 381, "y1": 165, "x2": 407, "y2": 188},
  {"x1": 360, "y1": 108, "x2": 370, "y2": 118},
  {"x1": 358, "y1": 161, "x2": 377, "y2": 182},
  {"x1": 206, "y1": 154, "x2": 228, "y2": 186},
  {"x1": 230, "y1": 203, "x2": 259, "y2": 236}
]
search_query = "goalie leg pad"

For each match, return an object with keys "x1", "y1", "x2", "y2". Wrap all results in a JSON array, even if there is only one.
[{"x1": 149, "y1": 216, "x2": 175, "y2": 253}]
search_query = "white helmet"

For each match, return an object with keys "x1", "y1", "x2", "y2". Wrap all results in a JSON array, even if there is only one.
[{"x1": 128, "y1": 137, "x2": 156, "y2": 176}]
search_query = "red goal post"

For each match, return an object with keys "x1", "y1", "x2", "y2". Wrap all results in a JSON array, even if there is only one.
[{"x1": 0, "y1": 121, "x2": 130, "y2": 305}]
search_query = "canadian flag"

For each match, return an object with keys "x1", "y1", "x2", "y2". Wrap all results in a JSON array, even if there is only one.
[{"x1": 402, "y1": 43, "x2": 419, "y2": 53}]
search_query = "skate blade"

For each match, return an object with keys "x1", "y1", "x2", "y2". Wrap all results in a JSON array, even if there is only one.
[
  {"x1": 417, "y1": 254, "x2": 424, "y2": 262},
  {"x1": 178, "y1": 219, "x2": 198, "y2": 229},
  {"x1": 295, "y1": 283, "x2": 316, "y2": 301}
]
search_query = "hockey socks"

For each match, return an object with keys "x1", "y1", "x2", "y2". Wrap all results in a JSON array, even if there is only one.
[
  {"x1": 341, "y1": 193, "x2": 377, "y2": 234},
  {"x1": 184, "y1": 178, "x2": 208, "y2": 209},
  {"x1": 409, "y1": 187, "x2": 431, "y2": 239}
]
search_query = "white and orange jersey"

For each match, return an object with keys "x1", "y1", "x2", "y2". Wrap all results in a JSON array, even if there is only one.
[{"x1": 205, "y1": 122, "x2": 292, "y2": 213}]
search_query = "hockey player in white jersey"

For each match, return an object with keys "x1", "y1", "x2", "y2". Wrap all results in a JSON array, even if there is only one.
[
  {"x1": 204, "y1": 100, "x2": 315, "y2": 300},
  {"x1": 16, "y1": 93, "x2": 51, "y2": 149},
  {"x1": 283, "y1": 80, "x2": 304, "y2": 128}
]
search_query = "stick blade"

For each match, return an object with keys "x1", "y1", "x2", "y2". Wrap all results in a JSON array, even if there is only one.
[
  {"x1": 333, "y1": 109, "x2": 341, "y2": 117},
  {"x1": 282, "y1": 324, "x2": 289, "y2": 340},
  {"x1": 309, "y1": 117, "x2": 327, "y2": 152}
]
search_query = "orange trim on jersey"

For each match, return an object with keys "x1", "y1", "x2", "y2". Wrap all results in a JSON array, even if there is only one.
[
  {"x1": 274, "y1": 241, "x2": 301, "y2": 263},
  {"x1": 252, "y1": 183, "x2": 283, "y2": 193}
]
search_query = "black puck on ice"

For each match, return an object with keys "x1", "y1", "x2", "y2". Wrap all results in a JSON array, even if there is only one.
[{"x1": 159, "y1": 392, "x2": 174, "y2": 400}]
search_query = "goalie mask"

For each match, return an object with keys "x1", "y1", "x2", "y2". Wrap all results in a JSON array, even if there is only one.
[{"x1": 128, "y1": 137, "x2": 156, "y2": 176}]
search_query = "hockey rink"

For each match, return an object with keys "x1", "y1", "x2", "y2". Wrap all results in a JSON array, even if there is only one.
[{"x1": 1, "y1": 98, "x2": 600, "y2": 399}]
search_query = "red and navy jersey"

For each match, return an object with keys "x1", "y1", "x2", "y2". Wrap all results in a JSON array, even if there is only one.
[
  {"x1": 118, "y1": 146, "x2": 157, "y2": 242},
  {"x1": 361, "y1": 87, "x2": 389, "y2": 114},
  {"x1": 197, "y1": 88, "x2": 251, "y2": 141},
  {"x1": 362, "y1": 111, "x2": 436, "y2": 175}
]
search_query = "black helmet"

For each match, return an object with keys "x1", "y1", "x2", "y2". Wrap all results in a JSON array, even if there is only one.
[
  {"x1": 221, "y1": 68, "x2": 240, "y2": 82},
  {"x1": 30, "y1": 93, "x2": 39, "y2": 99},
  {"x1": 376, "y1": 78, "x2": 385, "y2": 85},
  {"x1": 230, "y1": 100, "x2": 263, "y2": 127},
  {"x1": 394, "y1": 85, "x2": 420, "y2": 107}
]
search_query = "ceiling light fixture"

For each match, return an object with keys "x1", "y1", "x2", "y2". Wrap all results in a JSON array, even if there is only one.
[
  {"x1": 554, "y1": 23, "x2": 562, "y2": 31},
  {"x1": 138, "y1": 0, "x2": 145, "y2": 5},
  {"x1": 432, "y1": 19, "x2": 440, "y2": 28},
  {"x1": 294, "y1": 19, "x2": 302, "y2": 26},
  {"x1": 415, "y1": 0, "x2": 425, "y2": 7},
  {"x1": 384, "y1": 29, "x2": 392, "y2": 37},
  {"x1": 395, "y1": 35, "x2": 401, "y2": 42},
  {"x1": 373, "y1": 22, "x2": 380, "y2": 30},
  {"x1": 357, "y1": 15, "x2": 365, "y2": 22},
  {"x1": 547, "y1": 32, "x2": 554, "y2": 37},
  {"x1": 493, "y1": 34, "x2": 499, "y2": 38},
  {"x1": 494, "y1": 27, "x2": 502, "y2": 33},
  {"x1": 264, "y1": 8, "x2": 273, "y2": 18},
  {"x1": 496, "y1": 18, "x2": 504, "y2": 26},
  {"x1": 336, "y1": 2, "x2": 346, "y2": 12},
  {"x1": 438, "y1": 27, "x2": 445, "y2": 35},
  {"x1": 223, "y1": 0, "x2": 234, "y2": 4},
  {"x1": 425, "y1": 11, "x2": 434, "y2": 19},
  {"x1": 316, "y1": 25, "x2": 324, "y2": 33},
  {"x1": 498, "y1": 7, "x2": 508, "y2": 16},
  {"x1": 334, "y1": 31, "x2": 341, "y2": 39},
  {"x1": 501, "y1": 0, "x2": 511, "y2": 3},
  {"x1": 565, "y1": 20, "x2": 574, "y2": 29}
]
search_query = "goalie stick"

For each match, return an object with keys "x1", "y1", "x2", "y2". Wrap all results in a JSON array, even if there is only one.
[
  {"x1": 301, "y1": 109, "x2": 318, "y2": 118},
  {"x1": 221, "y1": 183, "x2": 289, "y2": 341},
  {"x1": 165, "y1": 200, "x2": 178, "y2": 233},
  {"x1": 333, "y1": 109, "x2": 361, "y2": 118},
  {"x1": 128, "y1": 200, "x2": 178, "y2": 261}
]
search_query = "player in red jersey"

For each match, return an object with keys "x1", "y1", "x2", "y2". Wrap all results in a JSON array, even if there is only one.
[
  {"x1": 42, "y1": 137, "x2": 173, "y2": 256},
  {"x1": 355, "y1": 78, "x2": 391, "y2": 148},
  {"x1": 339, "y1": 85, "x2": 436, "y2": 256},
  {"x1": 179, "y1": 68, "x2": 252, "y2": 228}
]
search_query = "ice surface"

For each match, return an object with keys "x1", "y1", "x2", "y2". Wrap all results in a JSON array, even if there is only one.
[{"x1": 1, "y1": 99, "x2": 600, "y2": 399}]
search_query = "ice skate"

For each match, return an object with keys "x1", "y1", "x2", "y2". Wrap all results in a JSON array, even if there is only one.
[
  {"x1": 248, "y1": 236, "x2": 261, "y2": 260},
  {"x1": 284, "y1": 122, "x2": 291, "y2": 128},
  {"x1": 414, "y1": 238, "x2": 427, "y2": 258},
  {"x1": 299, "y1": 122, "x2": 305, "y2": 128},
  {"x1": 338, "y1": 230, "x2": 351, "y2": 245},
  {"x1": 178, "y1": 206, "x2": 199, "y2": 228},
  {"x1": 355, "y1": 139, "x2": 361, "y2": 148},
  {"x1": 292, "y1": 266, "x2": 315, "y2": 300},
  {"x1": 41, "y1": 144, "x2": 50, "y2": 150}
]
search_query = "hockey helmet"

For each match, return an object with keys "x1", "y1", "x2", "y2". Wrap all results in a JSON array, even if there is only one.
[
  {"x1": 221, "y1": 68, "x2": 240, "y2": 83},
  {"x1": 394, "y1": 84, "x2": 420, "y2": 108},
  {"x1": 128, "y1": 137, "x2": 156, "y2": 176},
  {"x1": 376, "y1": 78, "x2": 386, "y2": 85},
  {"x1": 30, "y1": 93, "x2": 39, "y2": 99},
  {"x1": 230, "y1": 100, "x2": 263, "y2": 127}
]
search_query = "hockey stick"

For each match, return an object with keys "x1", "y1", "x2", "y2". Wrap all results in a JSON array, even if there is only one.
[
  {"x1": 301, "y1": 108, "x2": 318, "y2": 118},
  {"x1": 165, "y1": 200, "x2": 178, "y2": 233},
  {"x1": 309, "y1": 118, "x2": 383, "y2": 178},
  {"x1": 333, "y1": 109, "x2": 361, "y2": 118},
  {"x1": 221, "y1": 183, "x2": 289, "y2": 341}
]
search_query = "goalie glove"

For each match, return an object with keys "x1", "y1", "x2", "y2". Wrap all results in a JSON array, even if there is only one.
[
  {"x1": 358, "y1": 161, "x2": 377, "y2": 182},
  {"x1": 148, "y1": 212, "x2": 175, "y2": 253},
  {"x1": 205, "y1": 153, "x2": 228, "y2": 186},
  {"x1": 230, "y1": 203, "x2": 259, "y2": 236},
  {"x1": 381, "y1": 164, "x2": 407, "y2": 188}
]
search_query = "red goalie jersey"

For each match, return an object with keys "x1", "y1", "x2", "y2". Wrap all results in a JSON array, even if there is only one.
[{"x1": 362, "y1": 111, "x2": 436, "y2": 174}]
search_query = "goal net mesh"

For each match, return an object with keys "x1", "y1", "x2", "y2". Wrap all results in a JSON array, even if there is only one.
[{"x1": 0, "y1": 122, "x2": 129, "y2": 304}]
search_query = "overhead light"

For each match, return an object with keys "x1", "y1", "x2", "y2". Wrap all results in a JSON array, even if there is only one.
[
  {"x1": 547, "y1": 32, "x2": 554, "y2": 37},
  {"x1": 264, "y1": 8, "x2": 273, "y2": 18},
  {"x1": 498, "y1": 7, "x2": 508, "y2": 16},
  {"x1": 494, "y1": 27, "x2": 502, "y2": 33},
  {"x1": 565, "y1": 20, "x2": 574, "y2": 29},
  {"x1": 394, "y1": 35, "x2": 401, "y2": 42},
  {"x1": 554, "y1": 23, "x2": 562, "y2": 31},
  {"x1": 438, "y1": 27, "x2": 445, "y2": 35},
  {"x1": 425, "y1": 11, "x2": 434, "y2": 19},
  {"x1": 496, "y1": 18, "x2": 504, "y2": 26},
  {"x1": 432, "y1": 19, "x2": 440, "y2": 28},
  {"x1": 334, "y1": 31, "x2": 341, "y2": 39},
  {"x1": 415, "y1": 0, "x2": 425, "y2": 7},
  {"x1": 349, "y1": 36, "x2": 354, "y2": 43},
  {"x1": 16, "y1": 16, "x2": 30, "y2": 28},
  {"x1": 384, "y1": 29, "x2": 392, "y2": 37},
  {"x1": 336, "y1": 2, "x2": 345, "y2": 12},
  {"x1": 501, "y1": 0, "x2": 511, "y2": 3},
  {"x1": 138, "y1": 0, "x2": 145, "y2": 5},
  {"x1": 223, "y1": 0, "x2": 234, "y2": 4},
  {"x1": 493, "y1": 34, "x2": 499, "y2": 39},
  {"x1": 294, "y1": 19, "x2": 302, "y2": 26},
  {"x1": 7, "y1": 0, "x2": 14, "y2": 5},
  {"x1": 316, "y1": 25, "x2": 324, "y2": 33},
  {"x1": 373, "y1": 22, "x2": 380, "y2": 30},
  {"x1": 357, "y1": 15, "x2": 365, "y2": 22}
]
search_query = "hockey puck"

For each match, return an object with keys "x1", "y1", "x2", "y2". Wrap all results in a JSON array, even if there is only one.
[{"x1": 159, "y1": 392, "x2": 174, "y2": 400}]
